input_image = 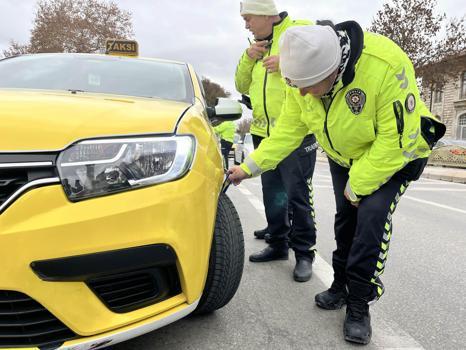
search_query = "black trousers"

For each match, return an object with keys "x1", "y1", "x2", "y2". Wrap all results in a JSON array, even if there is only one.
[
  {"x1": 328, "y1": 157, "x2": 428, "y2": 300},
  {"x1": 253, "y1": 134, "x2": 317, "y2": 260},
  {"x1": 220, "y1": 139, "x2": 233, "y2": 169}
]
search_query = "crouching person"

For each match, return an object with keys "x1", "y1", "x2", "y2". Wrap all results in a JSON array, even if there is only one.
[{"x1": 228, "y1": 21, "x2": 445, "y2": 345}]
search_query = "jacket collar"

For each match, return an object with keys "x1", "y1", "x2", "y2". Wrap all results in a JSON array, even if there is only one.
[
  {"x1": 265, "y1": 12, "x2": 289, "y2": 41},
  {"x1": 274, "y1": 11, "x2": 288, "y2": 28},
  {"x1": 334, "y1": 21, "x2": 364, "y2": 87}
]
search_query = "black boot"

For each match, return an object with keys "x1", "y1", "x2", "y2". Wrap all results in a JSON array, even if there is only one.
[
  {"x1": 293, "y1": 258, "x2": 313, "y2": 282},
  {"x1": 344, "y1": 295, "x2": 372, "y2": 345},
  {"x1": 253, "y1": 227, "x2": 268, "y2": 239},
  {"x1": 315, "y1": 281, "x2": 348, "y2": 310},
  {"x1": 249, "y1": 246, "x2": 288, "y2": 262}
]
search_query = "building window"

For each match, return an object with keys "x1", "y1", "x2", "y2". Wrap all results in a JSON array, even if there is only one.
[
  {"x1": 462, "y1": 72, "x2": 466, "y2": 99},
  {"x1": 459, "y1": 114, "x2": 466, "y2": 140},
  {"x1": 433, "y1": 88, "x2": 443, "y2": 103}
]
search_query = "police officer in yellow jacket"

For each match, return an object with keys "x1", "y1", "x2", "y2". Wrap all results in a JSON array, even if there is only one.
[
  {"x1": 214, "y1": 121, "x2": 236, "y2": 168},
  {"x1": 229, "y1": 22, "x2": 445, "y2": 344},
  {"x1": 236, "y1": 0, "x2": 318, "y2": 282}
]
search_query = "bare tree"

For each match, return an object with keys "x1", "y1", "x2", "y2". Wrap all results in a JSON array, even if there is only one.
[
  {"x1": 236, "y1": 118, "x2": 252, "y2": 139},
  {"x1": 3, "y1": 0, "x2": 133, "y2": 57},
  {"x1": 2, "y1": 41, "x2": 31, "y2": 57},
  {"x1": 369, "y1": 0, "x2": 466, "y2": 90},
  {"x1": 201, "y1": 77, "x2": 231, "y2": 107}
]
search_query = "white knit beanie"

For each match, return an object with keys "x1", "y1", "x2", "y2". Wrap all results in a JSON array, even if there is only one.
[
  {"x1": 240, "y1": 0, "x2": 279, "y2": 16},
  {"x1": 279, "y1": 25, "x2": 342, "y2": 88}
]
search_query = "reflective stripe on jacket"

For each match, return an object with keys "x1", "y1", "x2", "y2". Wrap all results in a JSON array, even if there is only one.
[
  {"x1": 241, "y1": 22, "x2": 444, "y2": 197},
  {"x1": 235, "y1": 12, "x2": 311, "y2": 138},
  {"x1": 214, "y1": 121, "x2": 235, "y2": 143}
]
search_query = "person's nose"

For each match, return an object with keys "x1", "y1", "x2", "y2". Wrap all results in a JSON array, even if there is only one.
[{"x1": 299, "y1": 88, "x2": 308, "y2": 97}]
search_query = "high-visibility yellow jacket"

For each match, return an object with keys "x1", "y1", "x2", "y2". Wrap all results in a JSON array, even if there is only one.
[
  {"x1": 241, "y1": 21, "x2": 445, "y2": 197},
  {"x1": 235, "y1": 12, "x2": 311, "y2": 138},
  {"x1": 214, "y1": 121, "x2": 236, "y2": 143}
]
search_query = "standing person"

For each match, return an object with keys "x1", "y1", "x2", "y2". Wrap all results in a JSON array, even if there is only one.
[
  {"x1": 235, "y1": 0, "x2": 318, "y2": 282},
  {"x1": 228, "y1": 22, "x2": 445, "y2": 344},
  {"x1": 214, "y1": 121, "x2": 236, "y2": 169}
]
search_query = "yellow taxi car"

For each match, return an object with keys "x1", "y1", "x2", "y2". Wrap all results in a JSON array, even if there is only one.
[{"x1": 0, "y1": 44, "x2": 244, "y2": 349}]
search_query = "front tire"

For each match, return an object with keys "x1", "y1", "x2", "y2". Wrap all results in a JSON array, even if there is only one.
[{"x1": 194, "y1": 193, "x2": 244, "y2": 314}]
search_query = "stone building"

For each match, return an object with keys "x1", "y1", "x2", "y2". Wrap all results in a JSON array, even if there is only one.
[{"x1": 421, "y1": 53, "x2": 466, "y2": 140}]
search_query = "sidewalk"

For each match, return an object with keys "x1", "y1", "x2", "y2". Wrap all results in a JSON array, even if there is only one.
[
  {"x1": 421, "y1": 165, "x2": 466, "y2": 184},
  {"x1": 316, "y1": 153, "x2": 466, "y2": 184}
]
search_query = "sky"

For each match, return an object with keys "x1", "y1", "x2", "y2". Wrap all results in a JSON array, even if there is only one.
[{"x1": 0, "y1": 0, "x2": 464, "y2": 101}]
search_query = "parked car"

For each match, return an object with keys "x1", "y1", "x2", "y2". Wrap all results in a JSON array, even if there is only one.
[
  {"x1": 0, "y1": 44, "x2": 244, "y2": 350},
  {"x1": 234, "y1": 133, "x2": 254, "y2": 165},
  {"x1": 429, "y1": 137, "x2": 466, "y2": 168},
  {"x1": 433, "y1": 138, "x2": 466, "y2": 149}
]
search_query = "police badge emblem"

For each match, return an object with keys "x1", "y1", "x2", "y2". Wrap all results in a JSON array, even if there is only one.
[
  {"x1": 405, "y1": 93, "x2": 416, "y2": 113},
  {"x1": 345, "y1": 88, "x2": 366, "y2": 115}
]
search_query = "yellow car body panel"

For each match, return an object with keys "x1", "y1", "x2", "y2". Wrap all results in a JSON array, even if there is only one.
[
  {"x1": 0, "y1": 90, "x2": 190, "y2": 151},
  {"x1": 0, "y1": 53, "x2": 239, "y2": 348},
  {"x1": 0, "y1": 175, "x2": 214, "y2": 335},
  {"x1": 2, "y1": 298, "x2": 197, "y2": 350}
]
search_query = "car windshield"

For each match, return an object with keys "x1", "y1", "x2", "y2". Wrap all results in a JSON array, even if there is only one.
[
  {"x1": 435, "y1": 139, "x2": 466, "y2": 148},
  {"x1": 0, "y1": 54, "x2": 194, "y2": 103}
]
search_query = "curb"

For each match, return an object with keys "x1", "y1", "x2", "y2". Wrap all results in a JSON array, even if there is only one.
[
  {"x1": 421, "y1": 172, "x2": 466, "y2": 184},
  {"x1": 316, "y1": 156, "x2": 466, "y2": 184}
]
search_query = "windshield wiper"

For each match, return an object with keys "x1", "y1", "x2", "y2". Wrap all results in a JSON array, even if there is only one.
[{"x1": 67, "y1": 89, "x2": 86, "y2": 94}]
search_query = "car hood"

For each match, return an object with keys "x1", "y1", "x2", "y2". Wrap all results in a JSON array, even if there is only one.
[{"x1": 0, "y1": 90, "x2": 192, "y2": 151}]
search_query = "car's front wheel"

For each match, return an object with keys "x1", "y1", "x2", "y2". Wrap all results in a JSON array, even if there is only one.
[{"x1": 194, "y1": 193, "x2": 244, "y2": 314}]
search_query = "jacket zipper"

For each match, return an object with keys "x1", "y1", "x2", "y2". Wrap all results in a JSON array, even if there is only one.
[
  {"x1": 393, "y1": 101, "x2": 404, "y2": 148},
  {"x1": 321, "y1": 87, "x2": 345, "y2": 156},
  {"x1": 263, "y1": 45, "x2": 272, "y2": 136}
]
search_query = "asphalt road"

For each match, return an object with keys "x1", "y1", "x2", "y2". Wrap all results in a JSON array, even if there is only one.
[{"x1": 113, "y1": 159, "x2": 466, "y2": 350}]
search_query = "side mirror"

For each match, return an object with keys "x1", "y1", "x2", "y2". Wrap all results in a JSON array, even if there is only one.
[
  {"x1": 238, "y1": 94, "x2": 252, "y2": 110},
  {"x1": 208, "y1": 98, "x2": 242, "y2": 123}
]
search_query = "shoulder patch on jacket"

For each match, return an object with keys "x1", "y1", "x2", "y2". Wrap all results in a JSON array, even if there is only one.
[
  {"x1": 405, "y1": 93, "x2": 416, "y2": 113},
  {"x1": 345, "y1": 88, "x2": 366, "y2": 115}
]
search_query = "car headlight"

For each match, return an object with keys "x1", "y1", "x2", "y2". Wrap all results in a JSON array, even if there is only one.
[{"x1": 57, "y1": 135, "x2": 195, "y2": 201}]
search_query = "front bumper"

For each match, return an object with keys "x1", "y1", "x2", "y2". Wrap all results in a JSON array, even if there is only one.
[
  {"x1": 0, "y1": 160, "x2": 221, "y2": 342},
  {"x1": 58, "y1": 298, "x2": 200, "y2": 350}
]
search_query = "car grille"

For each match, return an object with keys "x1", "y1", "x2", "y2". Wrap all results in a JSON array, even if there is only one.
[
  {"x1": 0, "y1": 290, "x2": 76, "y2": 349},
  {"x1": 88, "y1": 267, "x2": 181, "y2": 313},
  {"x1": 0, "y1": 154, "x2": 58, "y2": 214},
  {"x1": 0, "y1": 169, "x2": 28, "y2": 207}
]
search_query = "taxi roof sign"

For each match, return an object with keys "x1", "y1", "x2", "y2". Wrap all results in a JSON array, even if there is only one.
[{"x1": 105, "y1": 39, "x2": 138, "y2": 57}]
